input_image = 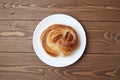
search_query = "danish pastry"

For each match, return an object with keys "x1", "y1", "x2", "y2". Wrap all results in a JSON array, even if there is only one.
[{"x1": 40, "y1": 24, "x2": 79, "y2": 57}]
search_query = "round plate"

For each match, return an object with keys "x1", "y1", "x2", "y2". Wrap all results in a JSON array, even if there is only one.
[{"x1": 33, "y1": 14, "x2": 86, "y2": 67}]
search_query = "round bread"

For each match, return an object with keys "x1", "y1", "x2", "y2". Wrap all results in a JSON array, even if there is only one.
[{"x1": 40, "y1": 24, "x2": 79, "y2": 57}]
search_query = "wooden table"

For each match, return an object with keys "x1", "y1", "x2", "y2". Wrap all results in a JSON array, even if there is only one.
[{"x1": 0, "y1": 0, "x2": 120, "y2": 80}]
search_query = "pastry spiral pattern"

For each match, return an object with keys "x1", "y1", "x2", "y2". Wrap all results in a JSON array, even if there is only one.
[{"x1": 40, "y1": 24, "x2": 79, "y2": 57}]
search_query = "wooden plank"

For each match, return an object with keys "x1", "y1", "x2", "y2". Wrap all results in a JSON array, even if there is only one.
[
  {"x1": 1, "y1": 0, "x2": 120, "y2": 5},
  {"x1": 0, "y1": 21, "x2": 36, "y2": 39},
  {"x1": 0, "y1": 39, "x2": 33, "y2": 52},
  {"x1": 0, "y1": 21, "x2": 120, "y2": 53},
  {"x1": 0, "y1": 53, "x2": 120, "y2": 80},
  {"x1": 0, "y1": 0, "x2": 120, "y2": 21}
]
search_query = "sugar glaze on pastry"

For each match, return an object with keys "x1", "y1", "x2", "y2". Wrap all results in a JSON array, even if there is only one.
[{"x1": 40, "y1": 24, "x2": 79, "y2": 57}]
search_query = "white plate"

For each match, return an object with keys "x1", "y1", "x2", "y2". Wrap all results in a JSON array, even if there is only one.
[{"x1": 33, "y1": 14, "x2": 86, "y2": 67}]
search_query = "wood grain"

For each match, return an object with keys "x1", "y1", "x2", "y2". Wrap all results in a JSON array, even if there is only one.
[
  {"x1": 0, "y1": 0, "x2": 120, "y2": 21},
  {"x1": 0, "y1": 0, "x2": 120, "y2": 80},
  {"x1": 0, "y1": 53, "x2": 120, "y2": 80},
  {"x1": 0, "y1": 21, "x2": 119, "y2": 53}
]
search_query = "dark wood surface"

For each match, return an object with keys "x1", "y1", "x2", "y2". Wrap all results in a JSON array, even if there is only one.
[{"x1": 0, "y1": 0, "x2": 120, "y2": 80}]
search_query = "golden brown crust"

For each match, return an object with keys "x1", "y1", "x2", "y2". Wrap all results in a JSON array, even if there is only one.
[{"x1": 40, "y1": 24, "x2": 79, "y2": 57}]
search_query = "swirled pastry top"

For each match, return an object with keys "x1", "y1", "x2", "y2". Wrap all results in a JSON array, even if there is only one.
[{"x1": 40, "y1": 24, "x2": 79, "y2": 57}]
